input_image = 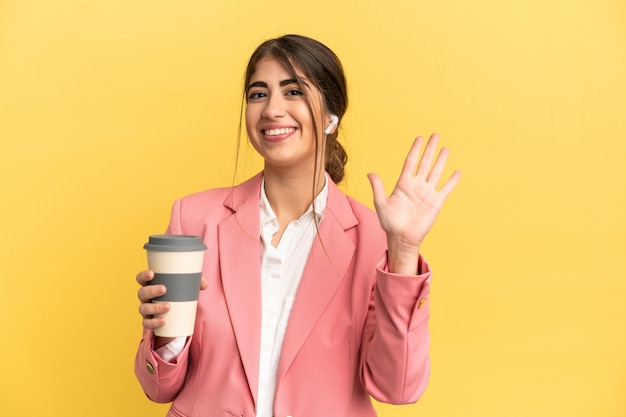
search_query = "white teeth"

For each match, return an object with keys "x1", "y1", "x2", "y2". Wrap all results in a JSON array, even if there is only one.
[{"x1": 264, "y1": 127, "x2": 295, "y2": 136}]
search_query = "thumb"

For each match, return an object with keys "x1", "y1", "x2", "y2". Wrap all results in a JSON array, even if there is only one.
[
  {"x1": 200, "y1": 277, "x2": 209, "y2": 291},
  {"x1": 367, "y1": 173, "x2": 386, "y2": 210}
]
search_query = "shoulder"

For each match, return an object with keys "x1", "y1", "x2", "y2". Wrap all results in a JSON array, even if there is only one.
[
  {"x1": 177, "y1": 173, "x2": 263, "y2": 214},
  {"x1": 326, "y1": 180, "x2": 381, "y2": 230},
  {"x1": 173, "y1": 187, "x2": 231, "y2": 222},
  {"x1": 166, "y1": 187, "x2": 234, "y2": 235},
  {"x1": 345, "y1": 195, "x2": 376, "y2": 220},
  {"x1": 326, "y1": 182, "x2": 385, "y2": 245},
  {"x1": 329, "y1": 192, "x2": 388, "y2": 268},
  {"x1": 169, "y1": 174, "x2": 263, "y2": 233},
  {"x1": 347, "y1": 196, "x2": 386, "y2": 240},
  {"x1": 179, "y1": 186, "x2": 232, "y2": 208}
]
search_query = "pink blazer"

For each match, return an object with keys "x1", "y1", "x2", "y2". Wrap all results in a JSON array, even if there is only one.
[{"x1": 135, "y1": 173, "x2": 432, "y2": 417}]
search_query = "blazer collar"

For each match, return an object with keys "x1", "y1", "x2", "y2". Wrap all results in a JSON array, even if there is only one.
[{"x1": 222, "y1": 171, "x2": 359, "y2": 229}]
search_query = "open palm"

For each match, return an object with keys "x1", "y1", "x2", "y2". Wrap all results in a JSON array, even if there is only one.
[{"x1": 368, "y1": 134, "x2": 461, "y2": 267}]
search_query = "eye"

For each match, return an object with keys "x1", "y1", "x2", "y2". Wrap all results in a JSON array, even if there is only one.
[
  {"x1": 286, "y1": 89, "x2": 304, "y2": 97},
  {"x1": 248, "y1": 91, "x2": 267, "y2": 100}
]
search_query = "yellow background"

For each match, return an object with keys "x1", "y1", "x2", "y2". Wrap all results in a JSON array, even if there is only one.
[{"x1": 1, "y1": 0, "x2": 625, "y2": 416}]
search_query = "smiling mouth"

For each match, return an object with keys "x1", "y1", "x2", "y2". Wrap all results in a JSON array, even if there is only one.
[{"x1": 263, "y1": 127, "x2": 296, "y2": 136}]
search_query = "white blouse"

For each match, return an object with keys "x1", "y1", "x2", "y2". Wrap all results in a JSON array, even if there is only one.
[{"x1": 256, "y1": 177, "x2": 328, "y2": 417}]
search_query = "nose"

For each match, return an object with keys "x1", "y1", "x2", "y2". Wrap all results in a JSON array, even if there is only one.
[{"x1": 261, "y1": 93, "x2": 286, "y2": 120}]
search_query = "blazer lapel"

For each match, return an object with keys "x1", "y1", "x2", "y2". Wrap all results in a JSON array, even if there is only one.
[
  {"x1": 277, "y1": 181, "x2": 358, "y2": 381},
  {"x1": 218, "y1": 173, "x2": 263, "y2": 406}
]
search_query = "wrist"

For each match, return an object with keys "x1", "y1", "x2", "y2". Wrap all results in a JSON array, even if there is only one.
[
  {"x1": 386, "y1": 238, "x2": 421, "y2": 275},
  {"x1": 153, "y1": 336, "x2": 177, "y2": 350}
]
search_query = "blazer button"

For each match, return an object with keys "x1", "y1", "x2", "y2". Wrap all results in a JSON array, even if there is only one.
[
  {"x1": 418, "y1": 298, "x2": 427, "y2": 309},
  {"x1": 146, "y1": 362, "x2": 155, "y2": 374}
]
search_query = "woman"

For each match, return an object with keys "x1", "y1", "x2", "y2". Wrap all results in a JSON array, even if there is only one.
[{"x1": 135, "y1": 34, "x2": 461, "y2": 417}]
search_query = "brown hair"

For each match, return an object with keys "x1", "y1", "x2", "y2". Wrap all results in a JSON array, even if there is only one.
[{"x1": 242, "y1": 34, "x2": 349, "y2": 184}]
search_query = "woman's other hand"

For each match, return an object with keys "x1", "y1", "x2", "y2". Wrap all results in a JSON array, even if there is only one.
[{"x1": 368, "y1": 134, "x2": 461, "y2": 274}]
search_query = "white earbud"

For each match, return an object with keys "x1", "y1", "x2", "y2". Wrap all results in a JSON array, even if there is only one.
[{"x1": 324, "y1": 114, "x2": 339, "y2": 134}]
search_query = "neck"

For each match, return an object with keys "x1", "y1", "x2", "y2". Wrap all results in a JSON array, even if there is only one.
[{"x1": 262, "y1": 166, "x2": 326, "y2": 221}]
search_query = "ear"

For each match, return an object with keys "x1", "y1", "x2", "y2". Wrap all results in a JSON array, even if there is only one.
[{"x1": 324, "y1": 114, "x2": 339, "y2": 134}]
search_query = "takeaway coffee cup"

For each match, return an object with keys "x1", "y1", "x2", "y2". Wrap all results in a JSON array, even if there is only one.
[{"x1": 144, "y1": 234, "x2": 207, "y2": 337}]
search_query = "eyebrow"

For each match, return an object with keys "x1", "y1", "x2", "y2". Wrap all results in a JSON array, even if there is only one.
[{"x1": 247, "y1": 78, "x2": 307, "y2": 91}]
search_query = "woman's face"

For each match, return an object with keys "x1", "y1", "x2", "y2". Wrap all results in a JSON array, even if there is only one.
[{"x1": 245, "y1": 56, "x2": 326, "y2": 175}]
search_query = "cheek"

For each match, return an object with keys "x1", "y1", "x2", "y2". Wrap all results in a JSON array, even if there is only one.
[
  {"x1": 245, "y1": 108, "x2": 256, "y2": 135},
  {"x1": 296, "y1": 107, "x2": 317, "y2": 134}
]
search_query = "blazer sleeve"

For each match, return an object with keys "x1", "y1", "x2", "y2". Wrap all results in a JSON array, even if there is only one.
[
  {"x1": 359, "y1": 253, "x2": 432, "y2": 404},
  {"x1": 133, "y1": 198, "x2": 193, "y2": 403},
  {"x1": 134, "y1": 330, "x2": 193, "y2": 403}
]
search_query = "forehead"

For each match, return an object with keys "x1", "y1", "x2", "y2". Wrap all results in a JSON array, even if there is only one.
[{"x1": 249, "y1": 56, "x2": 305, "y2": 83}]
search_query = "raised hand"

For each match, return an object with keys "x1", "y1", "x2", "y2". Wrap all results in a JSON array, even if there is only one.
[{"x1": 367, "y1": 134, "x2": 461, "y2": 274}]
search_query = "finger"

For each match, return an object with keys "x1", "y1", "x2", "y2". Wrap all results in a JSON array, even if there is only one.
[
  {"x1": 138, "y1": 283, "x2": 166, "y2": 303},
  {"x1": 427, "y1": 147, "x2": 449, "y2": 185},
  {"x1": 139, "y1": 300, "x2": 170, "y2": 319},
  {"x1": 143, "y1": 316, "x2": 167, "y2": 331},
  {"x1": 367, "y1": 173, "x2": 387, "y2": 211},
  {"x1": 416, "y1": 133, "x2": 439, "y2": 179},
  {"x1": 136, "y1": 270, "x2": 154, "y2": 286},
  {"x1": 438, "y1": 170, "x2": 462, "y2": 200},
  {"x1": 400, "y1": 136, "x2": 424, "y2": 178}
]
